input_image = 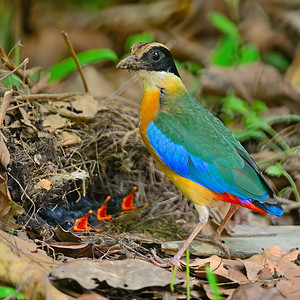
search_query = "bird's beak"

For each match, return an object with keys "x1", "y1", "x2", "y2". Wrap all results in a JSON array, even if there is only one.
[{"x1": 117, "y1": 55, "x2": 147, "y2": 70}]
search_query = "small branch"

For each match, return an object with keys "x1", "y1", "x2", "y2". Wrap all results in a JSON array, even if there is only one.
[
  {"x1": 0, "y1": 45, "x2": 31, "y2": 86},
  {"x1": 61, "y1": 31, "x2": 89, "y2": 93},
  {"x1": 0, "y1": 91, "x2": 13, "y2": 129},
  {"x1": 0, "y1": 57, "x2": 30, "y2": 81},
  {"x1": 14, "y1": 92, "x2": 79, "y2": 101}
]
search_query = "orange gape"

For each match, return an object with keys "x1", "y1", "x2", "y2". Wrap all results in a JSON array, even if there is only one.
[{"x1": 73, "y1": 210, "x2": 100, "y2": 232}]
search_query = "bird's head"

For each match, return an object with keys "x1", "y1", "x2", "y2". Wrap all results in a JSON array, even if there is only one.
[
  {"x1": 117, "y1": 42, "x2": 180, "y2": 77},
  {"x1": 117, "y1": 42, "x2": 185, "y2": 95}
]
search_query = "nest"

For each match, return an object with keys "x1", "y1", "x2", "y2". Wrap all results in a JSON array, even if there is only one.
[{"x1": 3, "y1": 93, "x2": 197, "y2": 240}]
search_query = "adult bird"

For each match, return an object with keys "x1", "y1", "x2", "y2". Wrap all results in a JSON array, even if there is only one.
[{"x1": 117, "y1": 42, "x2": 283, "y2": 268}]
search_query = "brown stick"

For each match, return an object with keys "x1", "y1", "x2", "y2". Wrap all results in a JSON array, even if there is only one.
[
  {"x1": 61, "y1": 31, "x2": 89, "y2": 93},
  {"x1": 0, "y1": 91, "x2": 13, "y2": 129},
  {"x1": 0, "y1": 57, "x2": 29, "y2": 81},
  {"x1": 0, "y1": 45, "x2": 31, "y2": 86},
  {"x1": 14, "y1": 92, "x2": 79, "y2": 101}
]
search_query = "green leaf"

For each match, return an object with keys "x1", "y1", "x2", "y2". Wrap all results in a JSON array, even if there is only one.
[
  {"x1": 182, "y1": 61, "x2": 202, "y2": 75},
  {"x1": 0, "y1": 287, "x2": 24, "y2": 299},
  {"x1": 2, "y1": 74, "x2": 23, "y2": 88},
  {"x1": 212, "y1": 35, "x2": 239, "y2": 66},
  {"x1": 205, "y1": 265, "x2": 221, "y2": 300},
  {"x1": 46, "y1": 48, "x2": 118, "y2": 82},
  {"x1": 263, "y1": 51, "x2": 289, "y2": 73},
  {"x1": 265, "y1": 165, "x2": 284, "y2": 177},
  {"x1": 243, "y1": 112, "x2": 264, "y2": 128},
  {"x1": 251, "y1": 100, "x2": 267, "y2": 113},
  {"x1": 233, "y1": 129, "x2": 268, "y2": 142},
  {"x1": 223, "y1": 94, "x2": 249, "y2": 114},
  {"x1": 174, "y1": 59, "x2": 183, "y2": 70},
  {"x1": 208, "y1": 11, "x2": 238, "y2": 35},
  {"x1": 278, "y1": 187, "x2": 289, "y2": 197},
  {"x1": 239, "y1": 43, "x2": 261, "y2": 64},
  {"x1": 125, "y1": 32, "x2": 154, "y2": 52}
]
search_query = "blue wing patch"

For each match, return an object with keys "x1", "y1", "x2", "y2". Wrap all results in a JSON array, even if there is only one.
[{"x1": 147, "y1": 121, "x2": 269, "y2": 201}]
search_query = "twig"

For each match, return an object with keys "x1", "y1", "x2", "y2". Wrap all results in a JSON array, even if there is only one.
[
  {"x1": 0, "y1": 91, "x2": 13, "y2": 129},
  {"x1": 14, "y1": 92, "x2": 79, "y2": 101},
  {"x1": 0, "y1": 57, "x2": 29, "y2": 81},
  {"x1": 61, "y1": 31, "x2": 89, "y2": 93},
  {"x1": 0, "y1": 45, "x2": 31, "y2": 86}
]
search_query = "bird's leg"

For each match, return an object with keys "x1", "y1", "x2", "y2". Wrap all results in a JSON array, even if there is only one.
[
  {"x1": 150, "y1": 205, "x2": 209, "y2": 268},
  {"x1": 213, "y1": 204, "x2": 239, "y2": 241},
  {"x1": 195, "y1": 203, "x2": 238, "y2": 257}
]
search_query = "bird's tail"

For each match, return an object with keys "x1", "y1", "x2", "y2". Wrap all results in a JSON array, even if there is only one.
[
  {"x1": 219, "y1": 193, "x2": 284, "y2": 216},
  {"x1": 251, "y1": 200, "x2": 284, "y2": 216}
]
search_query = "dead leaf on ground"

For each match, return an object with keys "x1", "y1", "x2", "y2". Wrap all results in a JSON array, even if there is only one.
[
  {"x1": 78, "y1": 291, "x2": 108, "y2": 300},
  {"x1": 0, "y1": 137, "x2": 10, "y2": 169},
  {"x1": 37, "y1": 178, "x2": 52, "y2": 191},
  {"x1": 229, "y1": 282, "x2": 283, "y2": 300},
  {"x1": 43, "y1": 113, "x2": 70, "y2": 131},
  {"x1": 60, "y1": 131, "x2": 82, "y2": 146},
  {"x1": 0, "y1": 137, "x2": 23, "y2": 225},
  {"x1": 240, "y1": 247, "x2": 299, "y2": 282},
  {"x1": 0, "y1": 241, "x2": 67, "y2": 300},
  {"x1": 0, "y1": 229, "x2": 57, "y2": 271},
  {"x1": 50, "y1": 259, "x2": 180, "y2": 291},
  {"x1": 52, "y1": 95, "x2": 100, "y2": 120},
  {"x1": 55, "y1": 224, "x2": 82, "y2": 242},
  {"x1": 190, "y1": 255, "x2": 248, "y2": 283},
  {"x1": 41, "y1": 241, "x2": 95, "y2": 259}
]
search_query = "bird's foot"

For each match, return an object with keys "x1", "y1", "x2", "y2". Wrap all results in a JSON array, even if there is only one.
[
  {"x1": 194, "y1": 236, "x2": 230, "y2": 258},
  {"x1": 150, "y1": 249, "x2": 182, "y2": 269}
]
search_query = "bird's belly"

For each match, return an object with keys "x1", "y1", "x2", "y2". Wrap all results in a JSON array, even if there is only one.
[
  {"x1": 150, "y1": 152, "x2": 219, "y2": 207},
  {"x1": 165, "y1": 166, "x2": 219, "y2": 207}
]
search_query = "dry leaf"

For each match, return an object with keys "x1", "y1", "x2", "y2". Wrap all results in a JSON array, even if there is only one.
[
  {"x1": 0, "y1": 137, "x2": 22, "y2": 223},
  {"x1": 230, "y1": 283, "x2": 283, "y2": 300},
  {"x1": 276, "y1": 277, "x2": 300, "y2": 300},
  {"x1": 190, "y1": 255, "x2": 248, "y2": 283},
  {"x1": 60, "y1": 131, "x2": 82, "y2": 146},
  {"x1": 43, "y1": 114, "x2": 69, "y2": 131},
  {"x1": 43, "y1": 242, "x2": 95, "y2": 258},
  {"x1": 51, "y1": 259, "x2": 180, "y2": 290},
  {"x1": 0, "y1": 137, "x2": 10, "y2": 169},
  {"x1": 55, "y1": 225, "x2": 82, "y2": 242},
  {"x1": 242, "y1": 247, "x2": 299, "y2": 282},
  {"x1": 53, "y1": 95, "x2": 99, "y2": 120},
  {"x1": 37, "y1": 179, "x2": 52, "y2": 191},
  {"x1": 0, "y1": 240, "x2": 67, "y2": 300}
]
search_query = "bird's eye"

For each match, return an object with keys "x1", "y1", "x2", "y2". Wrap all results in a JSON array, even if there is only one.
[{"x1": 152, "y1": 51, "x2": 161, "y2": 61}]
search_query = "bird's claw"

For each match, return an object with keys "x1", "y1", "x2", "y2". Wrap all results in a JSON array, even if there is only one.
[{"x1": 150, "y1": 249, "x2": 182, "y2": 269}]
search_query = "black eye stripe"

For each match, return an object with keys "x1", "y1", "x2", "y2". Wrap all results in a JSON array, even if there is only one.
[{"x1": 139, "y1": 45, "x2": 181, "y2": 78}]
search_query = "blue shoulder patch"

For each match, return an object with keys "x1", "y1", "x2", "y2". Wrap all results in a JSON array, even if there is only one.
[
  {"x1": 147, "y1": 121, "x2": 269, "y2": 200},
  {"x1": 147, "y1": 121, "x2": 226, "y2": 193}
]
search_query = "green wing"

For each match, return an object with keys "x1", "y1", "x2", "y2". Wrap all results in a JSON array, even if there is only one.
[{"x1": 150, "y1": 94, "x2": 273, "y2": 201}]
